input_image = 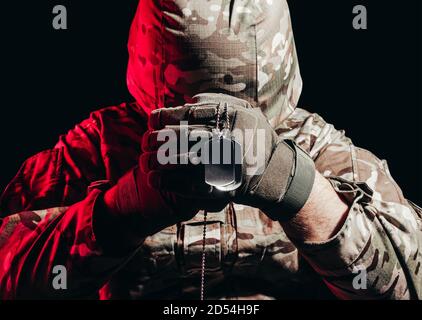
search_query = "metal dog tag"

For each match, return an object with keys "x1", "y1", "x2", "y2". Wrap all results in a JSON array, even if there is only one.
[{"x1": 204, "y1": 129, "x2": 242, "y2": 192}]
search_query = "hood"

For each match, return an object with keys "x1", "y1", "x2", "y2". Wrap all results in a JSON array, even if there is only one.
[{"x1": 127, "y1": 0, "x2": 302, "y2": 124}]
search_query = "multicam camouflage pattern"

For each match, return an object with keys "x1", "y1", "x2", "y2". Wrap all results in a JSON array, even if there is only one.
[
  {"x1": 278, "y1": 109, "x2": 422, "y2": 299},
  {"x1": 127, "y1": 0, "x2": 302, "y2": 123},
  {"x1": 106, "y1": 108, "x2": 421, "y2": 300},
  {"x1": 123, "y1": 0, "x2": 421, "y2": 299},
  {"x1": 0, "y1": 0, "x2": 421, "y2": 300},
  {"x1": 0, "y1": 107, "x2": 421, "y2": 299}
]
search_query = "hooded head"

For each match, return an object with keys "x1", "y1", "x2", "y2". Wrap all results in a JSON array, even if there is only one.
[{"x1": 127, "y1": 0, "x2": 302, "y2": 125}]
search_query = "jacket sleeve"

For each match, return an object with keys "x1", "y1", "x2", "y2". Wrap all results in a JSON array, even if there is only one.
[
  {"x1": 277, "y1": 108, "x2": 422, "y2": 300},
  {"x1": 0, "y1": 191, "x2": 138, "y2": 299},
  {"x1": 0, "y1": 112, "x2": 137, "y2": 299}
]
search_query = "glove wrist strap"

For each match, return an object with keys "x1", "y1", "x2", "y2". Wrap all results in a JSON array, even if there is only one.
[
  {"x1": 258, "y1": 140, "x2": 315, "y2": 221},
  {"x1": 277, "y1": 140, "x2": 315, "y2": 221}
]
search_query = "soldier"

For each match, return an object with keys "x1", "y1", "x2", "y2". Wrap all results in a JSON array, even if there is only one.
[{"x1": 0, "y1": 0, "x2": 421, "y2": 299}]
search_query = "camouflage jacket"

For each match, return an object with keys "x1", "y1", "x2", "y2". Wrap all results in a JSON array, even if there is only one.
[
  {"x1": 0, "y1": 0, "x2": 421, "y2": 300},
  {"x1": 0, "y1": 102, "x2": 421, "y2": 299}
]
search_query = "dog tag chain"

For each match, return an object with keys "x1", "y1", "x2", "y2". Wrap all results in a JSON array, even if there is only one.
[{"x1": 201, "y1": 103, "x2": 242, "y2": 300}]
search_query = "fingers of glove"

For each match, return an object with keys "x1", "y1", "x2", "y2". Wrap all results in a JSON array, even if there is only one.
[
  {"x1": 140, "y1": 152, "x2": 203, "y2": 173},
  {"x1": 148, "y1": 170, "x2": 227, "y2": 199},
  {"x1": 142, "y1": 127, "x2": 212, "y2": 152},
  {"x1": 149, "y1": 107, "x2": 189, "y2": 130},
  {"x1": 191, "y1": 93, "x2": 253, "y2": 109},
  {"x1": 149, "y1": 105, "x2": 236, "y2": 130},
  {"x1": 147, "y1": 169, "x2": 205, "y2": 194}
]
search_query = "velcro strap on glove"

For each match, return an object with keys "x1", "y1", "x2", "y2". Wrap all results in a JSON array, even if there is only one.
[{"x1": 254, "y1": 140, "x2": 315, "y2": 221}]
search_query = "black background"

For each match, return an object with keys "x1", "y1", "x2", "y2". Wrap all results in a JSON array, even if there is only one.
[{"x1": 0, "y1": 1, "x2": 421, "y2": 203}]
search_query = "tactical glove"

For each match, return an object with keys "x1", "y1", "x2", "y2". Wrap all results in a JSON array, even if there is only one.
[
  {"x1": 143, "y1": 93, "x2": 316, "y2": 221},
  {"x1": 96, "y1": 146, "x2": 227, "y2": 250}
]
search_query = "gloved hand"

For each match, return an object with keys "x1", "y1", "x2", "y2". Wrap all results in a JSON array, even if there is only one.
[
  {"x1": 94, "y1": 167, "x2": 195, "y2": 249},
  {"x1": 96, "y1": 157, "x2": 228, "y2": 252},
  {"x1": 142, "y1": 93, "x2": 316, "y2": 221}
]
